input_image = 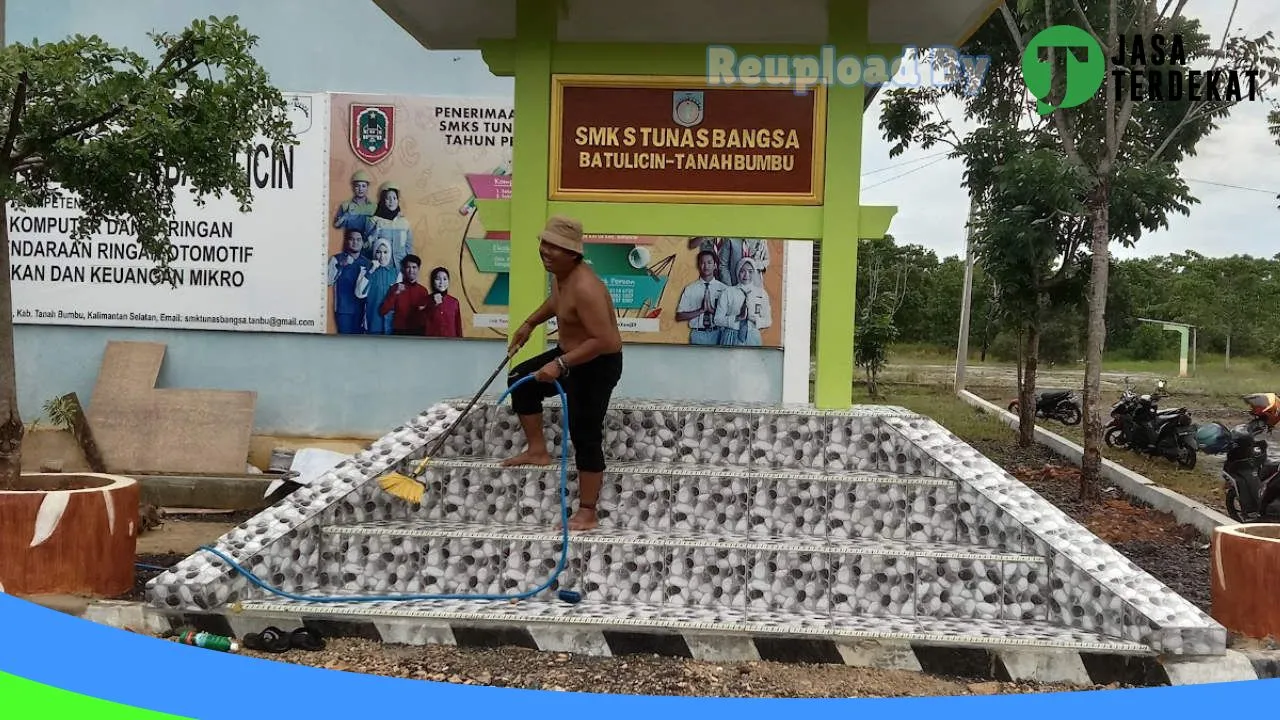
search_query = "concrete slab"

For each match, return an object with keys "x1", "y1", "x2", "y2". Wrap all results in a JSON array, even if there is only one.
[
  {"x1": 835, "y1": 639, "x2": 922, "y2": 671},
  {"x1": 1162, "y1": 650, "x2": 1259, "y2": 685},
  {"x1": 683, "y1": 633, "x2": 761, "y2": 662},
  {"x1": 226, "y1": 614, "x2": 305, "y2": 638},
  {"x1": 997, "y1": 649, "x2": 1091, "y2": 685},
  {"x1": 23, "y1": 594, "x2": 92, "y2": 617},
  {"x1": 372, "y1": 620, "x2": 458, "y2": 646},
  {"x1": 528, "y1": 625, "x2": 612, "y2": 657}
]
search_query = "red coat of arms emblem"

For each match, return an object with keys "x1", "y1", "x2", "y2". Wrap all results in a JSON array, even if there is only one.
[{"x1": 349, "y1": 104, "x2": 395, "y2": 165}]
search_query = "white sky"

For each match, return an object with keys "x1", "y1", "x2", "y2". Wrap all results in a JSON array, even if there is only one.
[{"x1": 861, "y1": 0, "x2": 1280, "y2": 261}]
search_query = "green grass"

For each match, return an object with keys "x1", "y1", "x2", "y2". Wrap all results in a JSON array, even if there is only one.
[
  {"x1": 848, "y1": 381, "x2": 1224, "y2": 506},
  {"x1": 885, "y1": 344, "x2": 1277, "y2": 402},
  {"x1": 813, "y1": 345, "x2": 1270, "y2": 506}
]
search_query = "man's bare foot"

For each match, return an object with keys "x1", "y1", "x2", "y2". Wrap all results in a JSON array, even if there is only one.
[
  {"x1": 567, "y1": 507, "x2": 598, "y2": 532},
  {"x1": 501, "y1": 449, "x2": 553, "y2": 467}
]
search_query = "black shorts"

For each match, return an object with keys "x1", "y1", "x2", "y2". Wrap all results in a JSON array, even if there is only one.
[{"x1": 507, "y1": 346, "x2": 623, "y2": 473}]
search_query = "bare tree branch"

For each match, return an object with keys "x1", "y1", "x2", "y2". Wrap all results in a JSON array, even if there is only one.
[
  {"x1": 930, "y1": 96, "x2": 966, "y2": 147},
  {"x1": 1145, "y1": 0, "x2": 1243, "y2": 164},
  {"x1": 12, "y1": 156, "x2": 43, "y2": 174},
  {"x1": 1, "y1": 72, "x2": 30, "y2": 165},
  {"x1": 998, "y1": 2, "x2": 1080, "y2": 163},
  {"x1": 1070, "y1": 0, "x2": 1110, "y2": 53},
  {"x1": 1050, "y1": 222, "x2": 1085, "y2": 285},
  {"x1": 998, "y1": 2, "x2": 1027, "y2": 55}
]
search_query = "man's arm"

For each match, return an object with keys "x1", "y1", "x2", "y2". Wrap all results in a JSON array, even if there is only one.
[
  {"x1": 521, "y1": 295, "x2": 557, "y2": 329},
  {"x1": 558, "y1": 288, "x2": 616, "y2": 368}
]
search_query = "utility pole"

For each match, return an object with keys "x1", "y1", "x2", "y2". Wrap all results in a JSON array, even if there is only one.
[{"x1": 954, "y1": 198, "x2": 977, "y2": 393}]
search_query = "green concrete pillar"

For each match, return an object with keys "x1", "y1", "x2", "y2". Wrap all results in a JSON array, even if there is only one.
[
  {"x1": 508, "y1": 0, "x2": 556, "y2": 367},
  {"x1": 1164, "y1": 323, "x2": 1190, "y2": 378},
  {"x1": 812, "y1": 0, "x2": 868, "y2": 409}
]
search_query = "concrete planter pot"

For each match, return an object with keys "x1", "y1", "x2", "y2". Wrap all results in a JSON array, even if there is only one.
[
  {"x1": 0, "y1": 473, "x2": 140, "y2": 597},
  {"x1": 1212, "y1": 523, "x2": 1280, "y2": 640}
]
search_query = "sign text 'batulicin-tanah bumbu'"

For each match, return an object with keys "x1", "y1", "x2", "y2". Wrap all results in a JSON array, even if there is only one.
[{"x1": 573, "y1": 126, "x2": 803, "y2": 172}]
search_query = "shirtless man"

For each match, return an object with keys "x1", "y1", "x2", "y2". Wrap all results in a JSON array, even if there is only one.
[{"x1": 504, "y1": 216, "x2": 624, "y2": 531}]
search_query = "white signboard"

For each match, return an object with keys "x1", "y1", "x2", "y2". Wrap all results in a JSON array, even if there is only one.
[{"x1": 8, "y1": 92, "x2": 330, "y2": 333}]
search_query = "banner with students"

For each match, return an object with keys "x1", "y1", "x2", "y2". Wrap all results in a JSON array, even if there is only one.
[
  {"x1": 7, "y1": 90, "x2": 786, "y2": 349},
  {"x1": 323, "y1": 92, "x2": 785, "y2": 348}
]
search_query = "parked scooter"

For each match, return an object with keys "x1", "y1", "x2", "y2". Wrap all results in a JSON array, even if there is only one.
[
  {"x1": 1108, "y1": 378, "x2": 1198, "y2": 469},
  {"x1": 1007, "y1": 389, "x2": 1083, "y2": 426},
  {"x1": 1104, "y1": 377, "x2": 1142, "y2": 448},
  {"x1": 1197, "y1": 392, "x2": 1280, "y2": 522}
]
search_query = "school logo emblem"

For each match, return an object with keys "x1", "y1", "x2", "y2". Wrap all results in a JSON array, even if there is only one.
[
  {"x1": 350, "y1": 104, "x2": 395, "y2": 165},
  {"x1": 286, "y1": 94, "x2": 313, "y2": 135},
  {"x1": 672, "y1": 91, "x2": 704, "y2": 128}
]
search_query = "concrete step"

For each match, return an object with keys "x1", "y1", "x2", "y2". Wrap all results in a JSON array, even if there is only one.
[
  {"x1": 344, "y1": 459, "x2": 963, "y2": 542},
  {"x1": 430, "y1": 397, "x2": 933, "y2": 475},
  {"x1": 235, "y1": 594, "x2": 1153, "y2": 656},
  {"x1": 312, "y1": 520, "x2": 1049, "y2": 622}
]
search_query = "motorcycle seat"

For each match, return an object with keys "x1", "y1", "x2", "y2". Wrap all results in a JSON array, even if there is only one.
[
  {"x1": 1039, "y1": 390, "x2": 1071, "y2": 403},
  {"x1": 1157, "y1": 408, "x2": 1186, "y2": 417}
]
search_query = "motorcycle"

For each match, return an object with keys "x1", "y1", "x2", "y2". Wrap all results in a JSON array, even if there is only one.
[
  {"x1": 1104, "y1": 377, "x2": 1142, "y2": 448},
  {"x1": 1197, "y1": 392, "x2": 1280, "y2": 522},
  {"x1": 1007, "y1": 389, "x2": 1083, "y2": 426},
  {"x1": 1109, "y1": 378, "x2": 1198, "y2": 469}
]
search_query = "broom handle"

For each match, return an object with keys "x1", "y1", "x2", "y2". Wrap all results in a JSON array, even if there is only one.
[{"x1": 420, "y1": 347, "x2": 517, "y2": 460}]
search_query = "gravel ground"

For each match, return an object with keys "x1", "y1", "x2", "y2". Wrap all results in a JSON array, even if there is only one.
[{"x1": 214, "y1": 637, "x2": 1104, "y2": 697}]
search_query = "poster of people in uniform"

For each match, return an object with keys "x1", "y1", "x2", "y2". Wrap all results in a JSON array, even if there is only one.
[{"x1": 323, "y1": 93, "x2": 784, "y2": 347}]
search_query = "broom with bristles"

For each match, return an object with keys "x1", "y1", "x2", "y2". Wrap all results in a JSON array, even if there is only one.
[{"x1": 379, "y1": 347, "x2": 517, "y2": 504}]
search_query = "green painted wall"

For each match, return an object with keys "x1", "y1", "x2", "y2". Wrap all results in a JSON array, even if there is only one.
[
  {"x1": 492, "y1": 0, "x2": 891, "y2": 407},
  {"x1": 507, "y1": 0, "x2": 556, "y2": 368},
  {"x1": 813, "y1": 0, "x2": 868, "y2": 409}
]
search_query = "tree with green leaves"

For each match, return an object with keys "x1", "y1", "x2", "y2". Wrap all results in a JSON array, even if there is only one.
[
  {"x1": 878, "y1": 33, "x2": 1098, "y2": 448},
  {"x1": 881, "y1": 0, "x2": 1277, "y2": 496},
  {"x1": 998, "y1": 0, "x2": 1278, "y2": 493},
  {"x1": 1270, "y1": 105, "x2": 1280, "y2": 160},
  {"x1": 854, "y1": 241, "x2": 907, "y2": 397},
  {"x1": 967, "y1": 143, "x2": 1092, "y2": 446},
  {"x1": 0, "y1": 16, "x2": 295, "y2": 487},
  {"x1": 1164, "y1": 252, "x2": 1279, "y2": 366}
]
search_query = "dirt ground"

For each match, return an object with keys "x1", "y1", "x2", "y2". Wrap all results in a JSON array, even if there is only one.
[{"x1": 227, "y1": 638, "x2": 1102, "y2": 698}]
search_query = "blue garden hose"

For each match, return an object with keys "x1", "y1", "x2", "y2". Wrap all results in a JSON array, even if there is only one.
[{"x1": 181, "y1": 375, "x2": 578, "y2": 605}]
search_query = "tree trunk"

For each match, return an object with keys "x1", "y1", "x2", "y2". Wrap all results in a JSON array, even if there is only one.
[
  {"x1": 866, "y1": 366, "x2": 878, "y2": 398},
  {"x1": 1225, "y1": 332, "x2": 1232, "y2": 370},
  {"x1": 1018, "y1": 322, "x2": 1041, "y2": 448},
  {"x1": 1079, "y1": 179, "x2": 1111, "y2": 502},
  {"x1": 0, "y1": 201, "x2": 22, "y2": 490}
]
